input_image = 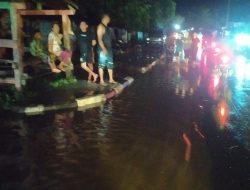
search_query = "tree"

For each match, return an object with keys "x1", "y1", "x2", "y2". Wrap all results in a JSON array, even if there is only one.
[
  {"x1": 73, "y1": 0, "x2": 176, "y2": 31},
  {"x1": 118, "y1": 0, "x2": 151, "y2": 31},
  {"x1": 150, "y1": 0, "x2": 176, "y2": 30},
  {"x1": 185, "y1": 6, "x2": 214, "y2": 29}
]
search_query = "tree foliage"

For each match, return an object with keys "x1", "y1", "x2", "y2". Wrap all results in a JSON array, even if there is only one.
[
  {"x1": 118, "y1": 0, "x2": 151, "y2": 31},
  {"x1": 150, "y1": 0, "x2": 176, "y2": 29},
  {"x1": 75, "y1": 0, "x2": 176, "y2": 31}
]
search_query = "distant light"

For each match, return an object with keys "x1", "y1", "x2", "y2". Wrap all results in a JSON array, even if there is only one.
[
  {"x1": 234, "y1": 33, "x2": 250, "y2": 47},
  {"x1": 220, "y1": 54, "x2": 230, "y2": 64},
  {"x1": 214, "y1": 76, "x2": 220, "y2": 88},
  {"x1": 220, "y1": 107, "x2": 225, "y2": 116},
  {"x1": 163, "y1": 36, "x2": 167, "y2": 42},
  {"x1": 146, "y1": 37, "x2": 150, "y2": 41},
  {"x1": 235, "y1": 55, "x2": 246, "y2": 81},
  {"x1": 174, "y1": 24, "x2": 181, "y2": 30},
  {"x1": 236, "y1": 55, "x2": 246, "y2": 65},
  {"x1": 211, "y1": 42, "x2": 216, "y2": 48},
  {"x1": 214, "y1": 47, "x2": 221, "y2": 53},
  {"x1": 174, "y1": 33, "x2": 179, "y2": 39},
  {"x1": 225, "y1": 31, "x2": 230, "y2": 36},
  {"x1": 235, "y1": 55, "x2": 250, "y2": 81}
]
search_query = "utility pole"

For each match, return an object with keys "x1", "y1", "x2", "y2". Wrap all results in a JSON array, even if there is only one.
[{"x1": 225, "y1": 0, "x2": 231, "y2": 28}]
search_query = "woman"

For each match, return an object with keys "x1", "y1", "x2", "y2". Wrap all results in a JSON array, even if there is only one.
[{"x1": 48, "y1": 23, "x2": 73, "y2": 72}]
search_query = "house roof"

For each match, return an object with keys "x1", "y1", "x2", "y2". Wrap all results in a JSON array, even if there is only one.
[{"x1": 28, "y1": 0, "x2": 79, "y2": 10}]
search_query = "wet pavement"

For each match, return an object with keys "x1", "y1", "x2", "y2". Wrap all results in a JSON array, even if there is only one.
[{"x1": 0, "y1": 45, "x2": 250, "y2": 190}]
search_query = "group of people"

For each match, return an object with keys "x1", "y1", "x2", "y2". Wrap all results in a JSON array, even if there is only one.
[
  {"x1": 166, "y1": 31, "x2": 201, "y2": 65},
  {"x1": 30, "y1": 14, "x2": 117, "y2": 85}
]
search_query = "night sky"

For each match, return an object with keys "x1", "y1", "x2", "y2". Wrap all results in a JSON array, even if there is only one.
[{"x1": 175, "y1": 0, "x2": 250, "y2": 23}]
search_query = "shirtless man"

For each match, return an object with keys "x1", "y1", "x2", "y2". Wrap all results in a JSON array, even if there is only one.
[{"x1": 97, "y1": 14, "x2": 117, "y2": 85}]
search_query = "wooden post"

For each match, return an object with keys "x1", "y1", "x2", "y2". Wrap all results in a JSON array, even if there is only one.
[
  {"x1": 10, "y1": 3, "x2": 21, "y2": 90},
  {"x1": 62, "y1": 14, "x2": 70, "y2": 50},
  {"x1": 62, "y1": 14, "x2": 73, "y2": 78},
  {"x1": 9, "y1": 3, "x2": 26, "y2": 90}
]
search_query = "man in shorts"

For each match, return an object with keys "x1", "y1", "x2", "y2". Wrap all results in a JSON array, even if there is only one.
[
  {"x1": 77, "y1": 20, "x2": 98, "y2": 82},
  {"x1": 97, "y1": 14, "x2": 117, "y2": 85}
]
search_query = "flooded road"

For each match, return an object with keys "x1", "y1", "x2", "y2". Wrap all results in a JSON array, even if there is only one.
[{"x1": 1, "y1": 49, "x2": 250, "y2": 190}]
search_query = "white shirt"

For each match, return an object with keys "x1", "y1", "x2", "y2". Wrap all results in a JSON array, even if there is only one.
[{"x1": 48, "y1": 32, "x2": 62, "y2": 54}]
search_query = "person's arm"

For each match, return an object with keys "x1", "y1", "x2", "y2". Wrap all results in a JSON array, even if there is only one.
[
  {"x1": 30, "y1": 40, "x2": 36, "y2": 56},
  {"x1": 90, "y1": 28, "x2": 97, "y2": 46},
  {"x1": 48, "y1": 34, "x2": 54, "y2": 54},
  {"x1": 97, "y1": 24, "x2": 108, "y2": 54},
  {"x1": 92, "y1": 39, "x2": 97, "y2": 46}
]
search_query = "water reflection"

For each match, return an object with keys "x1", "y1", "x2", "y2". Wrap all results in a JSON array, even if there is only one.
[
  {"x1": 207, "y1": 68, "x2": 232, "y2": 129},
  {"x1": 98, "y1": 101, "x2": 113, "y2": 137},
  {"x1": 53, "y1": 111, "x2": 80, "y2": 148},
  {"x1": 164, "y1": 61, "x2": 201, "y2": 98},
  {"x1": 2, "y1": 52, "x2": 248, "y2": 189},
  {"x1": 207, "y1": 65, "x2": 250, "y2": 149}
]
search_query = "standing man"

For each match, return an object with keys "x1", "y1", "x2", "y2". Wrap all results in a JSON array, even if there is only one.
[
  {"x1": 77, "y1": 20, "x2": 98, "y2": 82},
  {"x1": 97, "y1": 14, "x2": 117, "y2": 85},
  {"x1": 190, "y1": 32, "x2": 200, "y2": 65}
]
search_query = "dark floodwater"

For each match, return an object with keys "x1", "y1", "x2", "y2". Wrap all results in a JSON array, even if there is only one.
[{"x1": 1, "y1": 50, "x2": 250, "y2": 190}]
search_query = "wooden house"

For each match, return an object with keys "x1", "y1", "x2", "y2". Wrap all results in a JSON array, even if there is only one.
[{"x1": 0, "y1": 1, "x2": 76, "y2": 90}]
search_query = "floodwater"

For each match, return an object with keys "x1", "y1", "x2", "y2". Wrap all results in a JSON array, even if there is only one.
[{"x1": 1, "y1": 46, "x2": 250, "y2": 190}]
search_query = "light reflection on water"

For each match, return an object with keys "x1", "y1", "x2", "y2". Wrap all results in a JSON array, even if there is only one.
[
  {"x1": 2, "y1": 60, "x2": 245, "y2": 190},
  {"x1": 229, "y1": 81, "x2": 250, "y2": 150},
  {"x1": 206, "y1": 64, "x2": 250, "y2": 149}
]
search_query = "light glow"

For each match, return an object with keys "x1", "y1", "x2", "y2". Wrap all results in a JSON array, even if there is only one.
[
  {"x1": 221, "y1": 54, "x2": 230, "y2": 64},
  {"x1": 234, "y1": 33, "x2": 250, "y2": 47},
  {"x1": 174, "y1": 24, "x2": 181, "y2": 30}
]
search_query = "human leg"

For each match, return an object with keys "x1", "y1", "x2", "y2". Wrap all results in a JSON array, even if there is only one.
[
  {"x1": 99, "y1": 68, "x2": 107, "y2": 85},
  {"x1": 108, "y1": 69, "x2": 117, "y2": 84},
  {"x1": 48, "y1": 53, "x2": 61, "y2": 73},
  {"x1": 81, "y1": 62, "x2": 98, "y2": 82},
  {"x1": 98, "y1": 51, "x2": 108, "y2": 85},
  {"x1": 87, "y1": 63, "x2": 94, "y2": 81},
  {"x1": 106, "y1": 54, "x2": 117, "y2": 84}
]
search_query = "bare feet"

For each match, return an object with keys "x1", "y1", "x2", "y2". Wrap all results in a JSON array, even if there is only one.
[
  {"x1": 109, "y1": 80, "x2": 118, "y2": 84},
  {"x1": 51, "y1": 68, "x2": 61, "y2": 73},
  {"x1": 58, "y1": 63, "x2": 66, "y2": 72},
  {"x1": 100, "y1": 81, "x2": 107, "y2": 86},
  {"x1": 58, "y1": 66, "x2": 65, "y2": 72},
  {"x1": 93, "y1": 74, "x2": 98, "y2": 83}
]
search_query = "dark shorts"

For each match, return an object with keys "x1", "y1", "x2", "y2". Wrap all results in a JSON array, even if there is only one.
[
  {"x1": 98, "y1": 51, "x2": 113, "y2": 69},
  {"x1": 80, "y1": 52, "x2": 92, "y2": 63}
]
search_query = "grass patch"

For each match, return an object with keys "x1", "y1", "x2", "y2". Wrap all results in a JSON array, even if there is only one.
[{"x1": 49, "y1": 76, "x2": 78, "y2": 88}]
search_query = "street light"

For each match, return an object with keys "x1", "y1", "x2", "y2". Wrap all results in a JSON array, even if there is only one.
[{"x1": 174, "y1": 24, "x2": 181, "y2": 30}]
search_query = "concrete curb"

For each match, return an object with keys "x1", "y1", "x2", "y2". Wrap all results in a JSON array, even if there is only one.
[
  {"x1": 12, "y1": 76, "x2": 134, "y2": 115},
  {"x1": 139, "y1": 55, "x2": 164, "y2": 74}
]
